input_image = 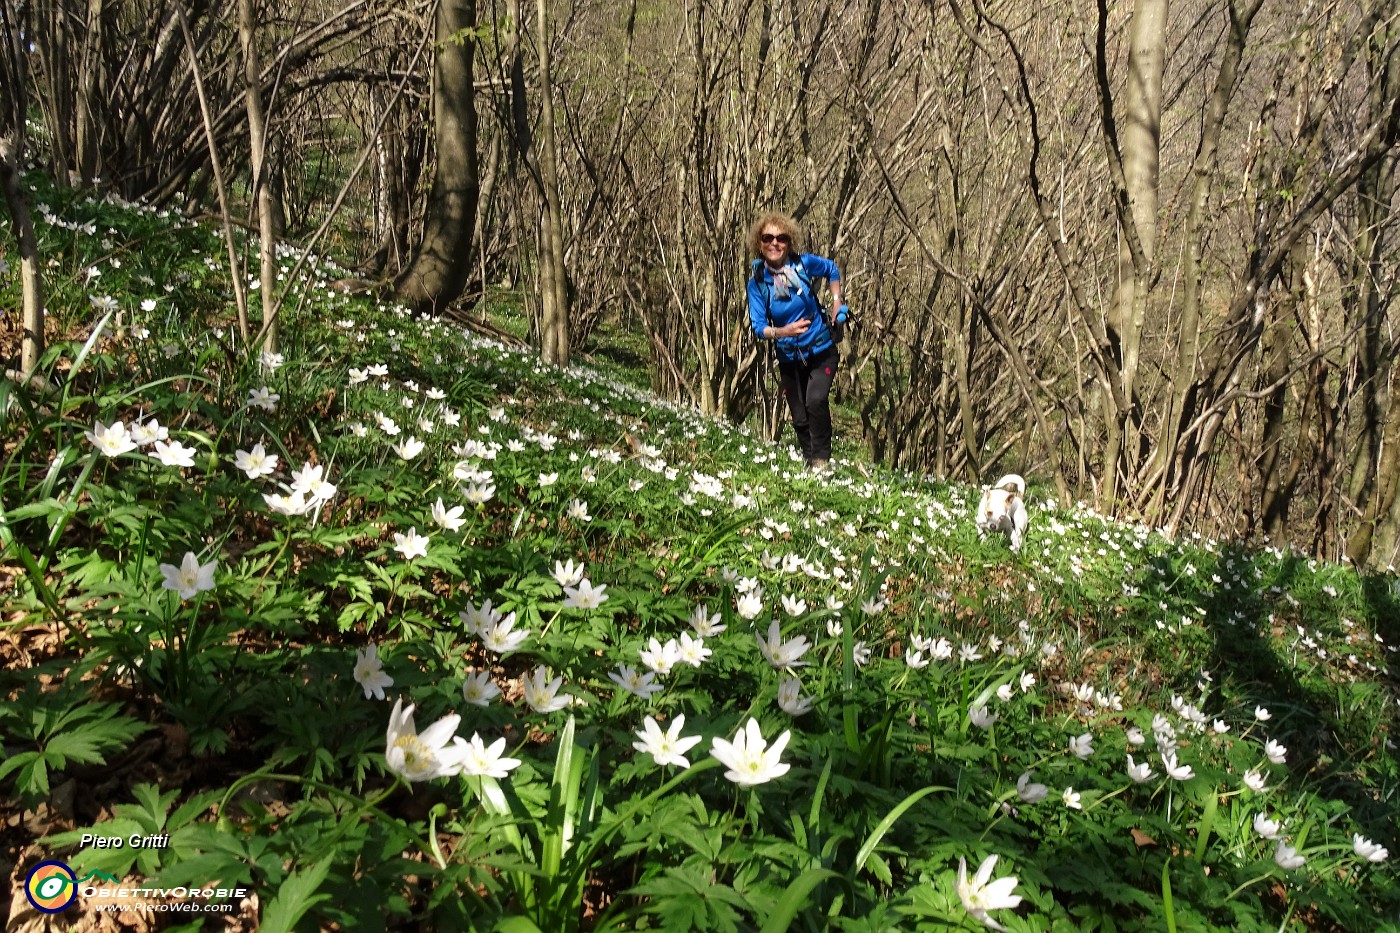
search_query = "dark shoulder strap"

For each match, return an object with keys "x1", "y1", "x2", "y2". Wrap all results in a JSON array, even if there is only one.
[
  {"x1": 792, "y1": 256, "x2": 830, "y2": 324},
  {"x1": 792, "y1": 256, "x2": 813, "y2": 289}
]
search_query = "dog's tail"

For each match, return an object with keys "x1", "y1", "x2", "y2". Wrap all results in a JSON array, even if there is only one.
[{"x1": 994, "y1": 474, "x2": 1026, "y2": 496}]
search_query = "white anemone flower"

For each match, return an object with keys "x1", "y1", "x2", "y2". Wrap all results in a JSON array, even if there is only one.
[
  {"x1": 247, "y1": 386, "x2": 280, "y2": 411},
  {"x1": 1126, "y1": 754, "x2": 1153, "y2": 784},
  {"x1": 159, "y1": 551, "x2": 217, "y2": 600},
  {"x1": 709, "y1": 717, "x2": 791, "y2": 786},
  {"x1": 1253, "y1": 813, "x2": 1283, "y2": 840},
  {"x1": 1264, "y1": 739, "x2": 1287, "y2": 764},
  {"x1": 1353, "y1": 834, "x2": 1389, "y2": 863},
  {"x1": 393, "y1": 436, "x2": 426, "y2": 460},
  {"x1": 353, "y1": 644, "x2": 394, "y2": 700},
  {"x1": 1273, "y1": 840, "x2": 1306, "y2": 870},
  {"x1": 610, "y1": 665, "x2": 664, "y2": 700},
  {"x1": 562, "y1": 578, "x2": 609, "y2": 609},
  {"x1": 522, "y1": 666, "x2": 570, "y2": 713},
  {"x1": 676, "y1": 632, "x2": 711, "y2": 667},
  {"x1": 461, "y1": 670, "x2": 502, "y2": 707},
  {"x1": 736, "y1": 591, "x2": 764, "y2": 620},
  {"x1": 458, "y1": 598, "x2": 502, "y2": 636},
  {"x1": 928, "y1": 637, "x2": 954, "y2": 660},
  {"x1": 638, "y1": 637, "x2": 682, "y2": 676},
  {"x1": 633, "y1": 714, "x2": 703, "y2": 768},
  {"x1": 463, "y1": 481, "x2": 496, "y2": 504},
  {"x1": 780, "y1": 594, "x2": 808, "y2": 617},
  {"x1": 755, "y1": 620, "x2": 811, "y2": 669},
  {"x1": 264, "y1": 489, "x2": 309, "y2": 516},
  {"x1": 1068, "y1": 732, "x2": 1095, "y2": 760},
  {"x1": 552, "y1": 558, "x2": 586, "y2": 587},
  {"x1": 955, "y1": 854, "x2": 1023, "y2": 932},
  {"x1": 129, "y1": 419, "x2": 168, "y2": 446},
  {"x1": 689, "y1": 604, "x2": 725, "y2": 636},
  {"x1": 384, "y1": 699, "x2": 469, "y2": 782},
  {"x1": 480, "y1": 614, "x2": 529, "y2": 654},
  {"x1": 1161, "y1": 752, "x2": 1195, "y2": 782},
  {"x1": 969, "y1": 705, "x2": 998, "y2": 729},
  {"x1": 151, "y1": 439, "x2": 198, "y2": 467},
  {"x1": 458, "y1": 733, "x2": 522, "y2": 778},
  {"x1": 86, "y1": 420, "x2": 138, "y2": 457},
  {"x1": 777, "y1": 677, "x2": 814, "y2": 716},
  {"x1": 235, "y1": 442, "x2": 278, "y2": 479},
  {"x1": 1015, "y1": 771, "x2": 1048, "y2": 803},
  {"x1": 392, "y1": 527, "x2": 430, "y2": 560},
  {"x1": 290, "y1": 462, "x2": 337, "y2": 504},
  {"x1": 431, "y1": 497, "x2": 467, "y2": 532}
]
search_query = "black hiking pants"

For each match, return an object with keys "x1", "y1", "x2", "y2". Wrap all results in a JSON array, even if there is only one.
[{"x1": 778, "y1": 346, "x2": 838, "y2": 464}]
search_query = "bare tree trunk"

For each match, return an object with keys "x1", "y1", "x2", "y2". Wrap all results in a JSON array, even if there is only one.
[
  {"x1": 239, "y1": 0, "x2": 280, "y2": 353},
  {"x1": 1096, "y1": 0, "x2": 1166, "y2": 508},
  {"x1": 74, "y1": 0, "x2": 104, "y2": 184},
  {"x1": 0, "y1": 0, "x2": 44, "y2": 379},
  {"x1": 395, "y1": 0, "x2": 480, "y2": 313},
  {"x1": 175, "y1": 2, "x2": 249, "y2": 343},
  {"x1": 1256, "y1": 245, "x2": 1307, "y2": 538},
  {"x1": 0, "y1": 143, "x2": 45, "y2": 379},
  {"x1": 1344, "y1": 6, "x2": 1400, "y2": 564},
  {"x1": 1147, "y1": 0, "x2": 1262, "y2": 522},
  {"x1": 535, "y1": 0, "x2": 569, "y2": 366},
  {"x1": 30, "y1": 0, "x2": 74, "y2": 184}
]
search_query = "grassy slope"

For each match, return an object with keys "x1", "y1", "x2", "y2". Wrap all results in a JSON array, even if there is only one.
[{"x1": 1, "y1": 181, "x2": 1398, "y2": 931}]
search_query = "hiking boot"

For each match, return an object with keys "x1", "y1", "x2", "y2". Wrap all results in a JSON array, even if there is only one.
[{"x1": 809, "y1": 459, "x2": 830, "y2": 474}]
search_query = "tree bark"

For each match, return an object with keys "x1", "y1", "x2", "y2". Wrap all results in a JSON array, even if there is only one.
[
  {"x1": 0, "y1": 0, "x2": 44, "y2": 378},
  {"x1": 1146, "y1": 0, "x2": 1262, "y2": 522},
  {"x1": 394, "y1": 0, "x2": 480, "y2": 313},
  {"x1": 0, "y1": 142, "x2": 45, "y2": 380},
  {"x1": 534, "y1": 0, "x2": 569, "y2": 366},
  {"x1": 1096, "y1": 0, "x2": 1167, "y2": 507},
  {"x1": 239, "y1": 0, "x2": 281, "y2": 353}
]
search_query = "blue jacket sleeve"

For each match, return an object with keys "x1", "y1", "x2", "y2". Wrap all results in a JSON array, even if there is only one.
[
  {"x1": 748, "y1": 276, "x2": 769, "y2": 339},
  {"x1": 801, "y1": 253, "x2": 842, "y2": 283}
]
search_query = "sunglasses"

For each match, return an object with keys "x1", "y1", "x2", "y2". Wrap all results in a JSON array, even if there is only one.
[{"x1": 760, "y1": 233, "x2": 791, "y2": 245}]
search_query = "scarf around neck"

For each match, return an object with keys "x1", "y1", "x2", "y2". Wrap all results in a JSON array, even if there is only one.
[{"x1": 770, "y1": 262, "x2": 802, "y2": 300}]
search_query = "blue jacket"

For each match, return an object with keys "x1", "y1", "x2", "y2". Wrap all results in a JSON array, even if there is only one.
[{"x1": 748, "y1": 253, "x2": 842, "y2": 362}]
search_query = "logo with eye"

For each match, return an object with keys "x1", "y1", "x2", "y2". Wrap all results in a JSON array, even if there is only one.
[{"x1": 25, "y1": 861, "x2": 78, "y2": 913}]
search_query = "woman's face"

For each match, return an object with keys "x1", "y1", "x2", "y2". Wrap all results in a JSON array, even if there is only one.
[{"x1": 760, "y1": 226, "x2": 791, "y2": 266}]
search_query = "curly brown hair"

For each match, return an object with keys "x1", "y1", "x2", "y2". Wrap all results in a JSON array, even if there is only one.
[{"x1": 747, "y1": 212, "x2": 802, "y2": 259}]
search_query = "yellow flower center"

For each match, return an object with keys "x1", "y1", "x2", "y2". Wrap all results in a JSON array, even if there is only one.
[{"x1": 394, "y1": 735, "x2": 433, "y2": 776}]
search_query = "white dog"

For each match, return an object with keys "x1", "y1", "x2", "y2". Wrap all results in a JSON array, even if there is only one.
[{"x1": 976, "y1": 474, "x2": 1028, "y2": 552}]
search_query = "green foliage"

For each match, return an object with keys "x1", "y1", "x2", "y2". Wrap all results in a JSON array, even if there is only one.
[
  {"x1": 2, "y1": 178, "x2": 1397, "y2": 932},
  {"x1": 0, "y1": 676, "x2": 148, "y2": 806}
]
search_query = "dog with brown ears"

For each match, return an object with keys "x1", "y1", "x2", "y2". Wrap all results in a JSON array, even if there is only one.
[{"x1": 977, "y1": 474, "x2": 1028, "y2": 553}]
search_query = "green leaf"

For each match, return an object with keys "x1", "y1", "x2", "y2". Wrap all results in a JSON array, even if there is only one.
[
  {"x1": 6, "y1": 539, "x2": 60, "y2": 616},
  {"x1": 45, "y1": 730, "x2": 117, "y2": 768},
  {"x1": 259, "y1": 856, "x2": 335, "y2": 933},
  {"x1": 1161, "y1": 857, "x2": 1177, "y2": 933},
  {"x1": 854, "y1": 784, "x2": 951, "y2": 874},
  {"x1": 0, "y1": 750, "x2": 39, "y2": 784},
  {"x1": 758, "y1": 868, "x2": 847, "y2": 933}
]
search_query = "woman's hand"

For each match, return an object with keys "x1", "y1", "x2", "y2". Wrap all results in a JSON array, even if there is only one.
[{"x1": 779, "y1": 319, "x2": 811, "y2": 339}]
